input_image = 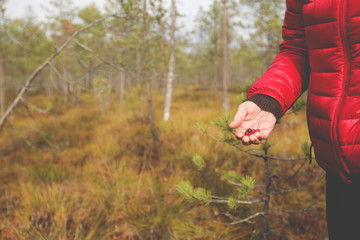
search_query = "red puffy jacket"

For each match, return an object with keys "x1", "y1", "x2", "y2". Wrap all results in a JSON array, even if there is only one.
[{"x1": 247, "y1": 0, "x2": 360, "y2": 182}]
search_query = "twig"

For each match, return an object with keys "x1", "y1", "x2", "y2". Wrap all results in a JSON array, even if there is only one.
[
  {"x1": 74, "y1": 39, "x2": 137, "y2": 79},
  {"x1": 270, "y1": 204, "x2": 320, "y2": 214},
  {"x1": 224, "y1": 177, "x2": 266, "y2": 189},
  {"x1": 20, "y1": 97, "x2": 51, "y2": 114},
  {"x1": 213, "y1": 212, "x2": 264, "y2": 225},
  {"x1": 211, "y1": 196, "x2": 263, "y2": 205},
  {"x1": 207, "y1": 133, "x2": 307, "y2": 162},
  {"x1": 270, "y1": 172, "x2": 325, "y2": 195},
  {"x1": 271, "y1": 160, "x2": 307, "y2": 180}
]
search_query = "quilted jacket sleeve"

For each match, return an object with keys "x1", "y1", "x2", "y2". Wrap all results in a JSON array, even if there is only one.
[{"x1": 247, "y1": 0, "x2": 310, "y2": 116}]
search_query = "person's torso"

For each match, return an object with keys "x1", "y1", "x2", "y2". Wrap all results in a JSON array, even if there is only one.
[{"x1": 303, "y1": 0, "x2": 360, "y2": 179}]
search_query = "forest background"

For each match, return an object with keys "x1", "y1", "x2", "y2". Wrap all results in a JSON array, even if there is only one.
[{"x1": 0, "y1": 0, "x2": 327, "y2": 239}]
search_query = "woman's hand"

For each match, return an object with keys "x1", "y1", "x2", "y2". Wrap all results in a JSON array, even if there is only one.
[{"x1": 229, "y1": 101, "x2": 277, "y2": 145}]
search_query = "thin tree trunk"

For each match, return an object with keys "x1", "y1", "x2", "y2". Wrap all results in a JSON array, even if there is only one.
[
  {"x1": 75, "y1": 78, "x2": 82, "y2": 106},
  {"x1": 46, "y1": 68, "x2": 54, "y2": 99},
  {"x1": 0, "y1": 57, "x2": 5, "y2": 117},
  {"x1": 136, "y1": 49, "x2": 142, "y2": 96},
  {"x1": 120, "y1": 72, "x2": 125, "y2": 107},
  {"x1": 262, "y1": 144, "x2": 271, "y2": 240},
  {"x1": 195, "y1": 52, "x2": 200, "y2": 87},
  {"x1": 157, "y1": 0, "x2": 166, "y2": 92},
  {"x1": 213, "y1": 17, "x2": 219, "y2": 94},
  {"x1": 163, "y1": 0, "x2": 176, "y2": 122},
  {"x1": 221, "y1": 0, "x2": 230, "y2": 112},
  {"x1": 259, "y1": 3, "x2": 266, "y2": 73},
  {"x1": 63, "y1": 64, "x2": 69, "y2": 106},
  {"x1": 98, "y1": 90, "x2": 104, "y2": 116},
  {"x1": 107, "y1": 65, "x2": 113, "y2": 108},
  {"x1": 143, "y1": 0, "x2": 160, "y2": 144}
]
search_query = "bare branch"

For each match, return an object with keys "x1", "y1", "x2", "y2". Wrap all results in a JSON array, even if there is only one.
[
  {"x1": 74, "y1": 39, "x2": 138, "y2": 79},
  {"x1": 20, "y1": 97, "x2": 51, "y2": 114},
  {"x1": 271, "y1": 160, "x2": 307, "y2": 180},
  {"x1": 0, "y1": 14, "x2": 118, "y2": 132},
  {"x1": 211, "y1": 196, "x2": 263, "y2": 205},
  {"x1": 207, "y1": 133, "x2": 307, "y2": 162},
  {"x1": 270, "y1": 204, "x2": 321, "y2": 214},
  {"x1": 270, "y1": 172, "x2": 325, "y2": 195},
  {"x1": 213, "y1": 212, "x2": 264, "y2": 225}
]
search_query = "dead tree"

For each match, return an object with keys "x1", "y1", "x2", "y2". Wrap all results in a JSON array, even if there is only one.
[{"x1": 0, "y1": 15, "x2": 118, "y2": 132}]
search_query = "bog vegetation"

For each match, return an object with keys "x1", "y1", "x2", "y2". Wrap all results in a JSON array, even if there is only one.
[{"x1": 0, "y1": 0, "x2": 327, "y2": 239}]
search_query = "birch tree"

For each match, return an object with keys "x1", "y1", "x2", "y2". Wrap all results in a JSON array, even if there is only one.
[
  {"x1": 163, "y1": 0, "x2": 176, "y2": 121},
  {"x1": 0, "y1": 57, "x2": 4, "y2": 117},
  {"x1": 0, "y1": 0, "x2": 5, "y2": 116},
  {"x1": 221, "y1": 0, "x2": 230, "y2": 112}
]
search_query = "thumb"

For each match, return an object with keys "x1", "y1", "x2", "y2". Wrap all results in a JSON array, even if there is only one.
[{"x1": 229, "y1": 104, "x2": 247, "y2": 129}]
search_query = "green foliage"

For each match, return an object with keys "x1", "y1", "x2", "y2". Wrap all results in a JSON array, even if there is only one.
[
  {"x1": 261, "y1": 140, "x2": 271, "y2": 152},
  {"x1": 195, "y1": 122, "x2": 208, "y2": 134},
  {"x1": 302, "y1": 141, "x2": 311, "y2": 156},
  {"x1": 227, "y1": 197, "x2": 239, "y2": 210},
  {"x1": 192, "y1": 154, "x2": 205, "y2": 171},
  {"x1": 176, "y1": 181, "x2": 194, "y2": 200},
  {"x1": 241, "y1": 81, "x2": 253, "y2": 93},
  {"x1": 292, "y1": 96, "x2": 307, "y2": 114},
  {"x1": 192, "y1": 187, "x2": 212, "y2": 204},
  {"x1": 176, "y1": 181, "x2": 211, "y2": 204},
  {"x1": 78, "y1": 3, "x2": 102, "y2": 24},
  {"x1": 2, "y1": 17, "x2": 51, "y2": 82},
  {"x1": 236, "y1": 92, "x2": 247, "y2": 104},
  {"x1": 237, "y1": 176, "x2": 256, "y2": 198},
  {"x1": 211, "y1": 114, "x2": 232, "y2": 133},
  {"x1": 225, "y1": 170, "x2": 238, "y2": 182}
]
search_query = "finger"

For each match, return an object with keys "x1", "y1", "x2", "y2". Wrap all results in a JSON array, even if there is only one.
[
  {"x1": 241, "y1": 135, "x2": 251, "y2": 145},
  {"x1": 255, "y1": 129, "x2": 271, "y2": 140},
  {"x1": 249, "y1": 134, "x2": 261, "y2": 145},
  {"x1": 235, "y1": 127, "x2": 246, "y2": 139},
  {"x1": 229, "y1": 105, "x2": 246, "y2": 129}
]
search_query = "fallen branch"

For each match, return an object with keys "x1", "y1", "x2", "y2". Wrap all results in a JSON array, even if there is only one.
[{"x1": 0, "y1": 14, "x2": 118, "y2": 132}]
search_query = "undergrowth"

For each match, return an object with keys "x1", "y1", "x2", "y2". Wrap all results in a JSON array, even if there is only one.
[{"x1": 0, "y1": 88, "x2": 326, "y2": 239}]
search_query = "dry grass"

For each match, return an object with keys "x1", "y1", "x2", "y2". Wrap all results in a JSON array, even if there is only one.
[{"x1": 0, "y1": 88, "x2": 327, "y2": 239}]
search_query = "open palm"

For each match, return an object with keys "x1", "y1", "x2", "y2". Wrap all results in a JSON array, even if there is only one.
[{"x1": 229, "y1": 101, "x2": 277, "y2": 145}]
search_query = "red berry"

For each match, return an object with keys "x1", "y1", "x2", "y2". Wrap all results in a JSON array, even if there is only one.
[
  {"x1": 246, "y1": 128, "x2": 252, "y2": 134},
  {"x1": 255, "y1": 129, "x2": 260, "y2": 133}
]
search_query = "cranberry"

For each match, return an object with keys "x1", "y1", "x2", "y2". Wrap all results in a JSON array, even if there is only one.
[{"x1": 244, "y1": 128, "x2": 260, "y2": 137}]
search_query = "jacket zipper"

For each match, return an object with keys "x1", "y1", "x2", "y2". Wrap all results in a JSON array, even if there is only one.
[{"x1": 333, "y1": 0, "x2": 351, "y2": 175}]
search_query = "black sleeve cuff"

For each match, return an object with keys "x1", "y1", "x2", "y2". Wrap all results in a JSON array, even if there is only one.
[{"x1": 246, "y1": 94, "x2": 282, "y2": 121}]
